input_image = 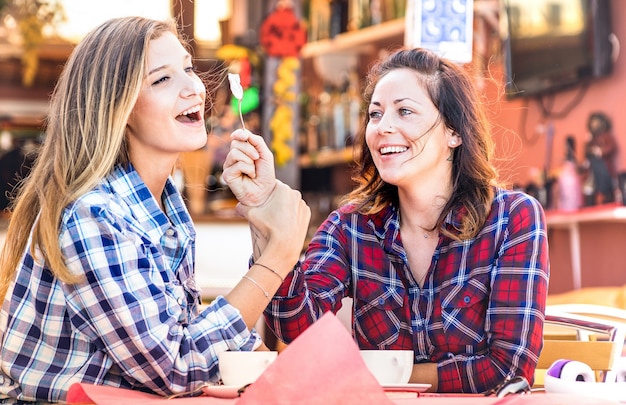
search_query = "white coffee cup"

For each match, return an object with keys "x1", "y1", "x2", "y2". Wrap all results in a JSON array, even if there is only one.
[
  {"x1": 218, "y1": 350, "x2": 278, "y2": 387},
  {"x1": 360, "y1": 350, "x2": 414, "y2": 385}
]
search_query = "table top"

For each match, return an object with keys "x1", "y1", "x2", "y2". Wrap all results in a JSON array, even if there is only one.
[{"x1": 60, "y1": 383, "x2": 624, "y2": 405}]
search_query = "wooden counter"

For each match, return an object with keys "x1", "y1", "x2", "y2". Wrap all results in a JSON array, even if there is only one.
[{"x1": 546, "y1": 204, "x2": 626, "y2": 293}]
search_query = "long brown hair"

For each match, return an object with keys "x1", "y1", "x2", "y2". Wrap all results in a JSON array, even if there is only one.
[
  {"x1": 0, "y1": 17, "x2": 182, "y2": 302},
  {"x1": 343, "y1": 48, "x2": 497, "y2": 240}
]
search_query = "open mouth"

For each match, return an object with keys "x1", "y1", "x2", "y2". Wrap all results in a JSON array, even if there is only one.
[
  {"x1": 176, "y1": 105, "x2": 203, "y2": 123},
  {"x1": 380, "y1": 146, "x2": 408, "y2": 155}
]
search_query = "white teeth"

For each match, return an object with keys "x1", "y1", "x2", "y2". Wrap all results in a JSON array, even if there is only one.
[
  {"x1": 180, "y1": 105, "x2": 201, "y2": 116},
  {"x1": 380, "y1": 146, "x2": 408, "y2": 154}
]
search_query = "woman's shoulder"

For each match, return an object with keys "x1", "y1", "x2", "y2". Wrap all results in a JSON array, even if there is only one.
[
  {"x1": 62, "y1": 183, "x2": 127, "y2": 224},
  {"x1": 63, "y1": 165, "x2": 162, "y2": 223},
  {"x1": 494, "y1": 187, "x2": 543, "y2": 209},
  {"x1": 492, "y1": 187, "x2": 546, "y2": 224}
]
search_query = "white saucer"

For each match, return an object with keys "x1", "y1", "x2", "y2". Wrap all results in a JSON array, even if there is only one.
[
  {"x1": 201, "y1": 384, "x2": 244, "y2": 399},
  {"x1": 382, "y1": 383, "x2": 431, "y2": 393}
]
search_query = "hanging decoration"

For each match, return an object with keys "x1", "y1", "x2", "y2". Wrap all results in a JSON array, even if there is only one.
[
  {"x1": 259, "y1": 0, "x2": 307, "y2": 166},
  {"x1": 259, "y1": 0, "x2": 307, "y2": 57},
  {"x1": 269, "y1": 57, "x2": 299, "y2": 166}
]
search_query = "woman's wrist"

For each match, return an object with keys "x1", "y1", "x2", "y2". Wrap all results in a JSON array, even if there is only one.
[
  {"x1": 252, "y1": 262, "x2": 284, "y2": 282},
  {"x1": 253, "y1": 249, "x2": 298, "y2": 281}
]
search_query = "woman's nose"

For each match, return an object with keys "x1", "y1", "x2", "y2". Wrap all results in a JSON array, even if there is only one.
[
  {"x1": 184, "y1": 76, "x2": 205, "y2": 97},
  {"x1": 377, "y1": 117, "x2": 395, "y2": 134}
]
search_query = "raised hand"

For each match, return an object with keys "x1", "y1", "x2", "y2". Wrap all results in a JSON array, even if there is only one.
[{"x1": 222, "y1": 129, "x2": 277, "y2": 207}]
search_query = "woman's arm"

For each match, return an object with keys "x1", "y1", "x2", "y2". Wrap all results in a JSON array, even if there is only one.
[
  {"x1": 225, "y1": 181, "x2": 311, "y2": 330},
  {"x1": 221, "y1": 128, "x2": 311, "y2": 330},
  {"x1": 263, "y1": 209, "x2": 353, "y2": 343}
]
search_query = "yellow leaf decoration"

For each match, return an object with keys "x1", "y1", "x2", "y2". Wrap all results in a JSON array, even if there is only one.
[{"x1": 270, "y1": 57, "x2": 300, "y2": 166}]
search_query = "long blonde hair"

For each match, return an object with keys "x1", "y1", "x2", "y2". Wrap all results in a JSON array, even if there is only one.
[{"x1": 0, "y1": 17, "x2": 181, "y2": 301}]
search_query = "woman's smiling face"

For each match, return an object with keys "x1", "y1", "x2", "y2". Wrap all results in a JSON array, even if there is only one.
[
  {"x1": 126, "y1": 31, "x2": 207, "y2": 163},
  {"x1": 365, "y1": 68, "x2": 458, "y2": 188}
]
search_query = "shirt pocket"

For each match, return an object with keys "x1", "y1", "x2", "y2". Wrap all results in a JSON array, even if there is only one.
[
  {"x1": 353, "y1": 279, "x2": 406, "y2": 348},
  {"x1": 438, "y1": 282, "x2": 489, "y2": 348}
]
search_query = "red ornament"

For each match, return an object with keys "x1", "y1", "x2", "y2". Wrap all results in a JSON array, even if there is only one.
[
  {"x1": 260, "y1": 7, "x2": 307, "y2": 57},
  {"x1": 239, "y1": 57, "x2": 252, "y2": 88}
]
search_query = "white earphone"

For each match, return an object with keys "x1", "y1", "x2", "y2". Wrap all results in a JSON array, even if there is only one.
[
  {"x1": 544, "y1": 358, "x2": 626, "y2": 402},
  {"x1": 547, "y1": 359, "x2": 595, "y2": 382}
]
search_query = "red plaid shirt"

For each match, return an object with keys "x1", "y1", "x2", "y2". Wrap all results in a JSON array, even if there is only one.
[{"x1": 264, "y1": 188, "x2": 549, "y2": 393}]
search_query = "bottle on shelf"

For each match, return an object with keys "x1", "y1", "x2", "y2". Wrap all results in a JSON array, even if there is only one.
[
  {"x1": 329, "y1": 0, "x2": 349, "y2": 38},
  {"x1": 317, "y1": 85, "x2": 333, "y2": 149}
]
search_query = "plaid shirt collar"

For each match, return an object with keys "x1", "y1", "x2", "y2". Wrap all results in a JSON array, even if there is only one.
[{"x1": 367, "y1": 202, "x2": 468, "y2": 255}]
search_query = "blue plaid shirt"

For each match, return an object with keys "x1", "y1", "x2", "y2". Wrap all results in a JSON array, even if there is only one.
[{"x1": 0, "y1": 164, "x2": 260, "y2": 402}]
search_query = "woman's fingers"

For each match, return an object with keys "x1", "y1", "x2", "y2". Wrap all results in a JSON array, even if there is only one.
[
  {"x1": 223, "y1": 147, "x2": 255, "y2": 171},
  {"x1": 244, "y1": 132, "x2": 272, "y2": 160},
  {"x1": 223, "y1": 129, "x2": 277, "y2": 207},
  {"x1": 229, "y1": 139, "x2": 260, "y2": 162}
]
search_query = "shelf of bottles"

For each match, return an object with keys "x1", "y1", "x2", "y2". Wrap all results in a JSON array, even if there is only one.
[
  {"x1": 298, "y1": 0, "x2": 406, "y2": 168},
  {"x1": 298, "y1": 69, "x2": 362, "y2": 168}
]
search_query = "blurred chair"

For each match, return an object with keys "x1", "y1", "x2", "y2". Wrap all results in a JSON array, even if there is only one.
[
  {"x1": 535, "y1": 310, "x2": 626, "y2": 388},
  {"x1": 546, "y1": 304, "x2": 626, "y2": 381},
  {"x1": 546, "y1": 304, "x2": 626, "y2": 326},
  {"x1": 547, "y1": 285, "x2": 626, "y2": 310}
]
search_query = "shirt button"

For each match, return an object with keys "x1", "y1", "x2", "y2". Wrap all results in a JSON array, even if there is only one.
[
  {"x1": 378, "y1": 298, "x2": 385, "y2": 305},
  {"x1": 166, "y1": 229, "x2": 175, "y2": 237},
  {"x1": 177, "y1": 297, "x2": 184, "y2": 305},
  {"x1": 464, "y1": 296, "x2": 471, "y2": 304}
]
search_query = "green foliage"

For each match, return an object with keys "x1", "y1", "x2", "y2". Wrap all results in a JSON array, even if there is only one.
[
  {"x1": 0, "y1": 0, "x2": 65, "y2": 28},
  {"x1": 0, "y1": 0, "x2": 66, "y2": 87}
]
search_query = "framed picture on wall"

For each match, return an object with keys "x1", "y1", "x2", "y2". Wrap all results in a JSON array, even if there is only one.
[{"x1": 405, "y1": 0, "x2": 474, "y2": 63}]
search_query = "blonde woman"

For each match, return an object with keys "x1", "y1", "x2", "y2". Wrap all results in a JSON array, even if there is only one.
[{"x1": 0, "y1": 16, "x2": 309, "y2": 402}]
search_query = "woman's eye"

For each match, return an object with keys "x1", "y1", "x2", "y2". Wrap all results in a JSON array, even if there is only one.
[
  {"x1": 399, "y1": 108, "x2": 412, "y2": 116},
  {"x1": 152, "y1": 76, "x2": 170, "y2": 86},
  {"x1": 185, "y1": 65, "x2": 198, "y2": 74},
  {"x1": 368, "y1": 111, "x2": 382, "y2": 120}
]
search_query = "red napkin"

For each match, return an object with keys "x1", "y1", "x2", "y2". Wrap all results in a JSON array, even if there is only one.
[{"x1": 236, "y1": 312, "x2": 394, "y2": 404}]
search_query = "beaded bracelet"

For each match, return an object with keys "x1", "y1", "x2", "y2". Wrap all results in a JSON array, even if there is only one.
[
  {"x1": 254, "y1": 262, "x2": 284, "y2": 282},
  {"x1": 242, "y1": 275, "x2": 271, "y2": 300}
]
